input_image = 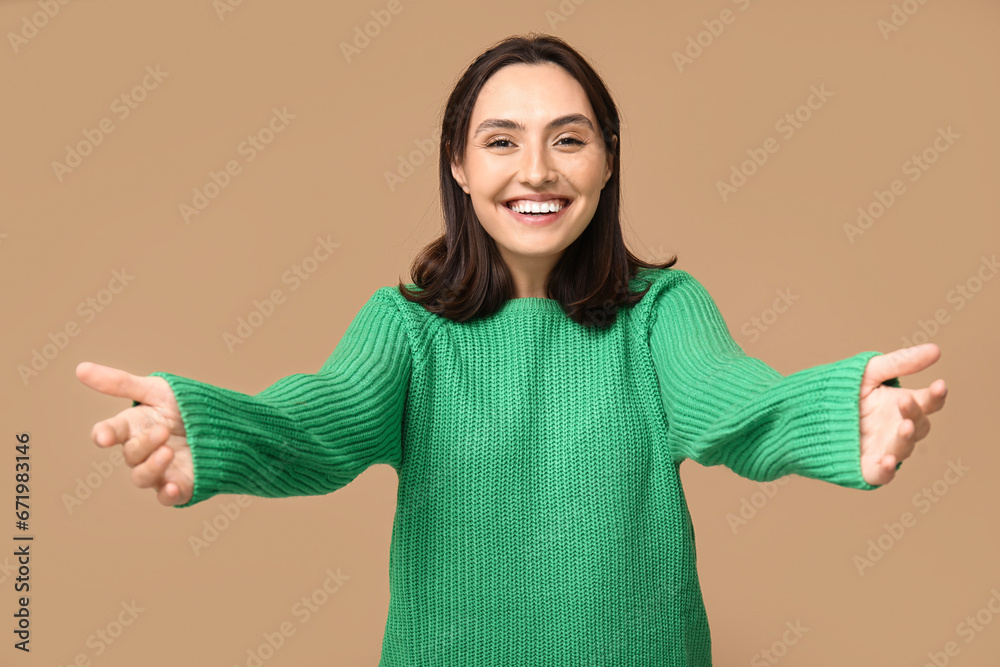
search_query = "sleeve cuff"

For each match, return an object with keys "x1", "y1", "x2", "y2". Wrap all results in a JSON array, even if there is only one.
[{"x1": 781, "y1": 350, "x2": 897, "y2": 491}]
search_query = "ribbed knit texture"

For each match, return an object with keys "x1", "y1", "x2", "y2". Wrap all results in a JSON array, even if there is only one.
[{"x1": 137, "y1": 267, "x2": 900, "y2": 666}]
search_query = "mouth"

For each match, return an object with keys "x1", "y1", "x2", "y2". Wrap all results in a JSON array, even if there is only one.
[
  {"x1": 500, "y1": 197, "x2": 573, "y2": 215},
  {"x1": 500, "y1": 197, "x2": 573, "y2": 226}
]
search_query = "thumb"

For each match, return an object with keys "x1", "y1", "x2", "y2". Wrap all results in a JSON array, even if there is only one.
[
  {"x1": 75, "y1": 361, "x2": 157, "y2": 405},
  {"x1": 863, "y1": 343, "x2": 941, "y2": 386}
]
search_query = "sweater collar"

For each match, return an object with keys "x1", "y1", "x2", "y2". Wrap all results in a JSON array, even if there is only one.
[{"x1": 496, "y1": 297, "x2": 566, "y2": 315}]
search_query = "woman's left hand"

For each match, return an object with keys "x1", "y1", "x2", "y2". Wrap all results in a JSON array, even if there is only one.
[{"x1": 859, "y1": 343, "x2": 948, "y2": 486}]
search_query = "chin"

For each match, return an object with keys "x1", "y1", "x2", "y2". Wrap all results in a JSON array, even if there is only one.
[{"x1": 505, "y1": 239, "x2": 573, "y2": 258}]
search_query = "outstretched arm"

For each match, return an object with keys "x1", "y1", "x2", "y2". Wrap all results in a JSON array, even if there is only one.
[
  {"x1": 648, "y1": 270, "x2": 911, "y2": 491},
  {"x1": 133, "y1": 289, "x2": 412, "y2": 508}
]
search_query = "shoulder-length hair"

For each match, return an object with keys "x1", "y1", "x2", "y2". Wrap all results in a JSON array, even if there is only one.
[{"x1": 397, "y1": 32, "x2": 677, "y2": 329}]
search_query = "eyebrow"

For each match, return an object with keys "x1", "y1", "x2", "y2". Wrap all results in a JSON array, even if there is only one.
[{"x1": 472, "y1": 113, "x2": 595, "y2": 137}]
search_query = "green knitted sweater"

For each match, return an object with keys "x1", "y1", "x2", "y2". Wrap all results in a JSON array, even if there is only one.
[{"x1": 138, "y1": 267, "x2": 899, "y2": 666}]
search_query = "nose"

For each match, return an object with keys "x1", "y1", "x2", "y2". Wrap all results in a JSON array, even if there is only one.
[{"x1": 516, "y1": 140, "x2": 558, "y2": 187}]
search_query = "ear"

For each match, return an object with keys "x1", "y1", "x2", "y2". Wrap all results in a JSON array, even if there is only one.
[
  {"x1": 602, "y1": 134, "x2": 617, "y2": 187},
  {"x1": 451, "y1": 156, "x2": 470, "y2": 195}
]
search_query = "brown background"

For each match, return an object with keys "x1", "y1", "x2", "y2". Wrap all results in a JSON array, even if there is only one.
[{"x1": 1, "y1": 0, "x2": 997, "y2": 665}]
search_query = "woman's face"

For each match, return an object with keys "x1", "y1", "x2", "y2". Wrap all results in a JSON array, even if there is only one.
[{"x1": 451, "y1": 62, "x2": 615, "y2": 286}]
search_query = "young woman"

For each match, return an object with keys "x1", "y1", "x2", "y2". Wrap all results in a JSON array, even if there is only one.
[{"x1": 76, "y1": 33, "x2": 947, "y2": 666}]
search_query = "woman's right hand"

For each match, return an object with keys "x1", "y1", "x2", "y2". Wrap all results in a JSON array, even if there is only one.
[{"x1": 76, "y1": 361, "x2": 193, "y2": 506}]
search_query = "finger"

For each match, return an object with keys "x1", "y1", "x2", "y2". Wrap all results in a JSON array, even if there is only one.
[
  {"x1": 897, "y1": 393, "x2": 923, "y2": 451},
  {"x1": 76, "y1": 361, "x2": 157, "y2": 405},
  {"x1": 122, "y1": 422, "x2": 170, "y2": 468},
  {"x1": 878, "y1": 452, "x2": 901, "y2": 483},
  {"x1": 91, "y1": 408, "x2": 142, "y2": 449},
  {"x1": 889, "y1": 410, "x2": 918, "y2": 463},
  {"x1": 91, "y1": 419, "x2": 123, "y2": 448},
  {"x1": 156, "y1": 481, "x2": 185, "y2": 507},
  {"x1": 898, "y1": 392, "x2": 925, "y2": 424},
  {"x1": 912, "y1": 415, "x2": 932, "y2": 442},
  {"x1": 864, "y1": 343, "x2": 941, "y2": 387},
  {"x1": 911, "y1": 379, "x2": 948, "y2": 417},
  {"x1": 152, "y1": 478, "x2": 186, "y2": 506},
  {"x1": 91, "y1": 404, "x2": 155, "y2": 451},
  {"x1": 131, "y1": 445, "x2": 173, "y2": 489}
]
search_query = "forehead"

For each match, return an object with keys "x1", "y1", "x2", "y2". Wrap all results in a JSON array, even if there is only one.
[{"x1": 470, "y1": 62, "x2": 592, "y2": 123}]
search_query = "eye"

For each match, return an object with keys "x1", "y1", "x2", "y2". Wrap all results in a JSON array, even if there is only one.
[{"x1": 485, "y1": 136, "x2": 586, "y2": 149}]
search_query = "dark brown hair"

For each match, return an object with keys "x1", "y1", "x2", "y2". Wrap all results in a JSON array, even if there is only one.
[{"x1": 397, "y1": 32, "x2": 677, "y2": 329}]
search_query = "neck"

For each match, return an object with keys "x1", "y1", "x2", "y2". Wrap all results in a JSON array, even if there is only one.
[{"x1": 503, "y1": 253, "x2": 560, "y2": 299}]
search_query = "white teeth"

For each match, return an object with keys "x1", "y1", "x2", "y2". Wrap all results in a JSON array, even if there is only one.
[{"x1": 505, "y1": 199, "x2": 567, "y2": 214}]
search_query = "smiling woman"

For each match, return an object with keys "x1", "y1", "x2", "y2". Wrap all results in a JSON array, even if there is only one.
[{"x1": 401, "y1": 34, "x2": 677, "y2": 325}]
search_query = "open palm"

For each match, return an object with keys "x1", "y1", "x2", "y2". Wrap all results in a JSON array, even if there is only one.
[
  {"x1": 76, "y1": 361, "x2": 193, "y2": 506},
  {"x1": 859, "y1": 343, "x2": 948, "y2": 487}
]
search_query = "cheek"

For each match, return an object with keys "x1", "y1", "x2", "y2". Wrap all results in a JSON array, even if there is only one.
[
  {"x1": 563, "y1": 159, "x2": 606, "y2": 191},
  {"x1": 467, "y1": 155, "x2": 508, "y2": 185}
]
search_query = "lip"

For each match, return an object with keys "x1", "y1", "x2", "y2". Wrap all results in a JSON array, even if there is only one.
[
  {"x1": 501, "y1": 194, "x2": 574, "y2": 205},
  {"x1": 501, "y1": 198, "x2": 572, "y2": 227}
]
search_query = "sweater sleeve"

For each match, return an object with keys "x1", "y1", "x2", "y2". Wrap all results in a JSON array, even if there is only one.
[
  {"x1": 648, "y1": 270, "x2": 901, "y2": 491},
  {"x1": 131, "y1": 290, "x2": 411, "y2": 509}
]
